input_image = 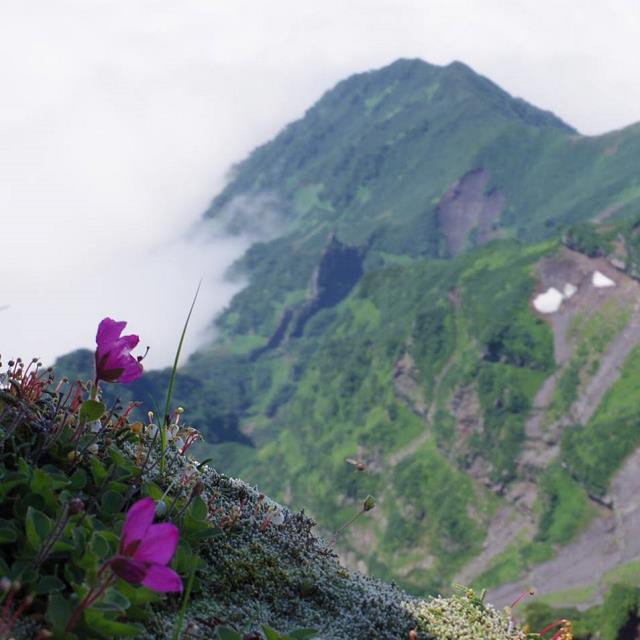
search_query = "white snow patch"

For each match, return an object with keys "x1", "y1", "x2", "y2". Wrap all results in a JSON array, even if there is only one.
[
  {"x1": 563, "y1": 283, "x2": 578, "y2": 298},
  {"x1": 533, "y1": 287, "x2": 564, "y2": 313},
  {"x1": 592, "y1": 270, "x2": 615, "y2": 288}
]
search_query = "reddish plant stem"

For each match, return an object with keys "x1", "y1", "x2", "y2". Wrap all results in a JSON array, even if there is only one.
[{"x1": 65, "y1": 569, "x2": 116, "y2": 632}]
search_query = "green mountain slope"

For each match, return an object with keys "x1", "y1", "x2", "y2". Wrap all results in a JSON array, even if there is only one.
[{"x1": 55, "y1": 59, "x2": 640, "y2": 612}]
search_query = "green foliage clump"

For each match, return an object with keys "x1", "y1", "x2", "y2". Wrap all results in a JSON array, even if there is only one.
[
  {"x1": 384, "y1": 443, "x2": 483, "y2": 588},
  {"x1": 0, "y1": 361, "x2": 183, "y2": 639},
  {"x1": 562, "y1": 345, "x2": 640, "y2": 496},
  {"x1": 563, "y1": 222, "x2": 613, "y2": 257},
  {"x1": 525, "y1": 583, "x2": 640, "y2": 640},
  {"x1": 535, "y1": 464, "x2": 594, "y2": 545}
]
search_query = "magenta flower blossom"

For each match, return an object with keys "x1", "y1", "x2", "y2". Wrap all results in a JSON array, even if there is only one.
[
  {"x1": 95, "y1": 317, "x2": 144, "y2": 384},
  {"x1": 109, "y1": 498, "x2": 183, "y2": 592}
]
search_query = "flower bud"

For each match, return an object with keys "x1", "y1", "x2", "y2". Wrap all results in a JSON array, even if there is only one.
[
  {"x1": 193, "y1": 481, "x2": 205, "y2": 497},
  {"x1": 363, "y1": 495, "x2": 376, "y2": 512},
  {"x1": 146, "y1": 423, "x2": 159, "y2": 439},
  {"x1": 155, "y1": 501, "x2": 167, "y2": 517},
  {"x1": 69, "y1": 498, "x2": 85, "y2": 514},
  {"x1": 130, "y1": 421, "x2": 143, "y2": 435},
  {"x1": 0, "y1": 577, "x2": 11, "y2": 593},
  {"x1": 88, "y1": 443, "x2": 99, "y2": 455}
]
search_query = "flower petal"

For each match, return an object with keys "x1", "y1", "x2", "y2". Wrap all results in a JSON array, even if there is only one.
[
  {"x1": 96, "y1": 318, "x2": 127, "y2": 348},
  {"x1": 116, "y1": 358, "x2": 144, "y2": 383},
  {"x1": 133, "y1": 523, "x2": 179, "y2": 565},
  {"x1": 110, "y1": 556, "x2": 147, "y2": 584},
  {"x1": 141, "y1": 564, "x2": 183, "y2": 592},
  {"x1": 121, "y1": 498, "x2": 156, "y2": 552},
  {"x1": 115, "y1": 333, "x2": 140, "y2": 352}
]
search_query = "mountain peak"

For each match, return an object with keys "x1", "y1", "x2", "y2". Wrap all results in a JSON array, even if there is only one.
[{"x1": 308, "y1": 57, "x2": 574, "y2": 137}]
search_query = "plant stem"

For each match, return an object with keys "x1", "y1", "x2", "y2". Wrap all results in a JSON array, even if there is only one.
[
  {"x1": 330, "y1": 509, "x2": 364, "y2": 546},
  {"x1": 171, "y1": 556, "x2": 198, "y2": 640},
  {"x1": 160, "y1": 281, "x2": 201, "y2": 473},
  {"x1": 65, "y1": 572, "x2": 115, "y2": 632}
]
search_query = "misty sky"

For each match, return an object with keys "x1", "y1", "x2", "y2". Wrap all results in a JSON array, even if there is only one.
[{"x1": 2, "y1": 0, "x2": 640, "y2": 368}]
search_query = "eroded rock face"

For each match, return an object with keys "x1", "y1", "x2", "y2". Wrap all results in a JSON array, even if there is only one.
[
  {"x1": 291, "y1": 234, "x2": 364, "y2": 338},
  {"x1": 436, "y1": 168, "x2": 506, "y2": 257},
  {"x1": 393, "y1": 352, "x2": 427, "y2": 416},
  {"x1": 250, "y1": 234, "x2": 364, "y2": 360}
]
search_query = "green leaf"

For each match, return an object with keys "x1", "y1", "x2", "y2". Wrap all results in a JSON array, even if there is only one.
[
  {"x1": 106, "y1": 480, "x2": 129, "y2": 494},
  {"x1": 36, "y1": 575, "x2": 66, "y2": 595},
  {"x1": 142, "y1": 482, "x2": 164, "y2": 500},
  {"x1": 83, "y1": 609, "x2": 143, "y2": 637},
  {"x1": 25, "y1": 506, "x2": 54, "y2": 548},
  {"x1": 71, "y1": 527, "x2": 87, "y2": 555},
  {"x1": 107, "y1": 447, "x2": 137, "y2": 478},
  {"x1": 100, "y1": 490, "x2": 123, "y2": 516},
  {"x1": 262, "y1": 627, "x2": 284, "y2": 640},
  {"x1": 30, "y1": 468, "x2": 63, "y2": 511},
  {"x1": 173, "y1": 544, "x2": 202, "y2": 574},
  {"x1": 46, "y1": 592, "x2": 72, "y2": 632},
  {"x1": 92, "y1": 586, "x2": 130, "y2": 612},
  {"x1": 10, "y1": 560, "x2": 38, "y2": 582},
  {"x1": 14, "y1": 491, "x2": 45, "y2": 518},
  {"x1": 213, "y1": 627, "x2": 243, "y2": 640},
  {"x1": 41, "y1": 464, "x2": 73, "y2": 487},
  {"x1": 90, "y1": 456, "x2": 108, "y2": 485},
  {"x1": 68, "y1": 468, "x2": 87, "y2": 491},
  {"x1": 196, "y1": 458, "x2": 213, "y2": 469},
  {"x1": 90, "y1": 532, "x2": 111, "y2": 559},
  {"x1": 0, "y1": 470, "x2": 29, "y2": 497},
  {"x1": 187, "y1": 527, "x2": 223, "y2": 543},
  {"x1": 0, "y1": 519, "x2": 17, "y2": 544},
  {"x1": 116, "y1": 580, "x2": 162, "y2": 605},
  {"x1": 51, "y1": 539, "x2": 76, "y2": 553},
  {"x1": 79, "y1": 400, "x2": 106, "y2": 422},
  {"x1": 189, "y1": 495, "x2": 208, "y2": 521}
]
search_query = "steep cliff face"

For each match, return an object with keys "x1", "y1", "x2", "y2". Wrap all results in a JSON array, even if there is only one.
[
  {"x1": 249, "y1": 235, "x2": 363, "y2": 359},
  {"x1": 291, "y1": 235, "x2": 363, "y2": 338}
]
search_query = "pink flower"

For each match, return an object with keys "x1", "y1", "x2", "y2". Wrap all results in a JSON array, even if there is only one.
[
  {"x1": 109, "y1": 498, "x2": 183, "y2": 592},
  {"x1": 95, "y1": 318, "x2": 144, "y2": 384}
]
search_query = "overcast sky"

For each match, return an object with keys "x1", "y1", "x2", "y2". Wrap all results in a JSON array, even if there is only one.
[{"x1": 2, "y1": 0, "x2": 640, "y2": 369}]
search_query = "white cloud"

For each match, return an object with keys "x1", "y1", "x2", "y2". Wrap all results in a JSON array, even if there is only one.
[{"x1": 1, "y1": 0, "x2": 639, "y2": 367}]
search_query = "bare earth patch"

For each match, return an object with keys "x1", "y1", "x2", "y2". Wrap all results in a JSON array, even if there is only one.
[{"x1": 436, "y1": 168, "x2": 505, "y2": 257}]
